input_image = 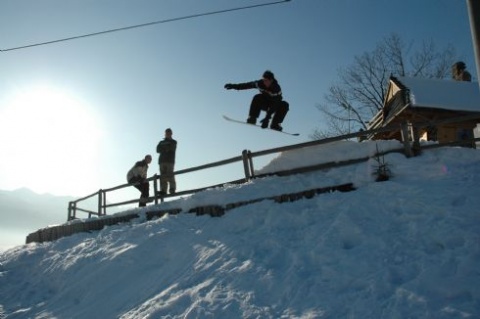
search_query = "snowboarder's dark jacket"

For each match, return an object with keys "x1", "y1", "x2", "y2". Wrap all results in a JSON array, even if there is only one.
[
  {"x1": 156, "y1": 138, "x2": 177, "y2": 164},
  {"x1": 230, "y1": 79, "x2": 283, "y2": 102}
]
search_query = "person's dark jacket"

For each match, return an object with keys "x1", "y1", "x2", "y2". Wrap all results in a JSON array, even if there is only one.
[
  {"x1": 156, "y1": 138, "x2": 177, "y2": 164},
  {"x1": 227, "y1": 79, "x2": 283, "y2": 102},
  {"x1": 127, "y1": 159, "x2": 149, "y2": 183}
]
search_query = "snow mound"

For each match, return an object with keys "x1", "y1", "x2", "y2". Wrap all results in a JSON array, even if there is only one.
[{"x1": 1, "y1": 142, "x2": 480, "y2": 318}]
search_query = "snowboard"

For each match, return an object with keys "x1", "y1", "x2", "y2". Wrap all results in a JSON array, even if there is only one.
[{"x1": 222, "y1": 115, "x2": 300, "y2": 136}]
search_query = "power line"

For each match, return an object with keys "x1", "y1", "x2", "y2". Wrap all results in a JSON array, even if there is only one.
[{"x1": 0, "y1": 0, "x2": 291, "y2": 52}]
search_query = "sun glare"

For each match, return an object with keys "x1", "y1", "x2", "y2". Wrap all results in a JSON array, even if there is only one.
[{"x1": 0, "y1": 85, "x2": 103, "y2": 196}]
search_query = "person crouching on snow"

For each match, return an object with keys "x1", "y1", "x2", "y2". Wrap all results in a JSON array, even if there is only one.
[{"x1": 126, "y1": 154, "x2": 152, "y2": 207}]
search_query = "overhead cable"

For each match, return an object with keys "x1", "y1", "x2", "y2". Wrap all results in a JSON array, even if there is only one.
[{"x1": 0, "y1": 0, "x2": 291, "y2": 52}]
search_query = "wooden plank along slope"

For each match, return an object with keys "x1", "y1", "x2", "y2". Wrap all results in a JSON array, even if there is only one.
[{"x1": 26, "y1": 183, "x2": 355, "y2": 244}]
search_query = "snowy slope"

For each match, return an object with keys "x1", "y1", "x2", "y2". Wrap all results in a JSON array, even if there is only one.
[{"x1": 1, "y1": 141, "x2": 480, "y2": 319}]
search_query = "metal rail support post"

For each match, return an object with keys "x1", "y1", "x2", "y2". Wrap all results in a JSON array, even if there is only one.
[
  {"x1": 242, "y1": 150, "x2": 251, "y2": 181},
  {"x1": 97, "y1": 189, "x2": 103, "y2": 218},
  {"x1": 400, "y1": 122, "x2": 413, "y2": 157}
]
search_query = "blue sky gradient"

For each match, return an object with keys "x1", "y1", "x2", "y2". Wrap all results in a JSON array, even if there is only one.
[{"x1": 0, "y1": 0, "x2": 477, "y2": 197}]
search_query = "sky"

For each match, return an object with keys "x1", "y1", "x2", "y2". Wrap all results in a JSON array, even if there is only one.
[
  {"x1": 0, "y1": 0, "x2": 477, "y2": 199},
  {"x1": 1, "y1": 141, "x2": 479, "y2": 318}
]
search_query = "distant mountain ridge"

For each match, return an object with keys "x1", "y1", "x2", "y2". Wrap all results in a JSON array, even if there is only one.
[{"x1": 0, "y1": 188, "x2": 75, "y2": 250}]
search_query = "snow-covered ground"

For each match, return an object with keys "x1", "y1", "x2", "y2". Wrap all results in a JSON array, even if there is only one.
[{"x1": 1, "y1": 141, "x2": 479, "y2": 318}]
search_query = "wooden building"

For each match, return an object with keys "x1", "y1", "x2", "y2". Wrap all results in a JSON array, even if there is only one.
[{"x1": 368, "y1": 76, "x2": 480, "y2": 145}]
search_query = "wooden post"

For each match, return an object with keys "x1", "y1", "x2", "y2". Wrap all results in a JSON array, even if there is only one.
[
  {"x1": 247, "y1": 150, "x2": 255, "y2": 178},
  {"x1": 102, "y1": 190, "x2": 107, "y2": 216},
  {"x1": 97, "y1": 189, "x2": 103, "y2": 217},
  {"x1": 153, "y1": 174, "x2": 159, "y2": 205},
  {"x1": 411, "y1": 124, "x2": 421, "y2": 156},
  {"x1": 242, "y1": 150, "x2": 251, "y2": 181},
  {"x1": 68, "y1": 201, "x2": 74, "y2": 221},
  {"x1": 400, "y1": 122, "x2": 413, "y2": 157}
]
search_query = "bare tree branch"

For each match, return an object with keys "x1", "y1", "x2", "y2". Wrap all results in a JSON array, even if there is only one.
[{"x1": 314, "y1": 33, "x2": 460, "y2": 138}]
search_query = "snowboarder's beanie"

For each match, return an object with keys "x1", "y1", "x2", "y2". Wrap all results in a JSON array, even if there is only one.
[
  {"x1": 165, "y1": 128, "x2": 172, "y2": 133},
  {"x1": 263, "y1": 70, "x2": 275, "y2": 80}
]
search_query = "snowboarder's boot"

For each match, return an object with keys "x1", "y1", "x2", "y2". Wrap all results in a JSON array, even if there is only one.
[
  {"x1": 260, "y1": 118, "x2": 269, "y2": 128},
  {"x1": 246, "y1": 117, "x2": 256, "y2": 125},
  {"x1": 260, "y1": 113, "x2": 272, "y2": 129},
  {"x1": 270, "y1": 122, "x2": 283, "y2": 131}
]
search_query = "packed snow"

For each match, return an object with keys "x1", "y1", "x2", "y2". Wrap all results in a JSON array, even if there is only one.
[
  {"x1": 1, "y1": 140, "x2": 479, "y2": 318},
  {"x1": 396, "y1": 76, "x2": 480, "y2": 112}
]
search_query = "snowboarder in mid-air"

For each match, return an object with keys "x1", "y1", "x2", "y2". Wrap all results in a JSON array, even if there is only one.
[{"x1": 224, "y1": 70, "x2": 289, "y2": 131}]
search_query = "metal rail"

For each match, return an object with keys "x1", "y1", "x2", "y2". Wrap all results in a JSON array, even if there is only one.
[{"x1": 68, "y1": 114, "x2": 480, "y2": 221}]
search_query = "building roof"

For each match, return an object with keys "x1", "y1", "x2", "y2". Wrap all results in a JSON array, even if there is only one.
[{"x1": 393, "y1": 76, "x2": 480, "y2": 112}]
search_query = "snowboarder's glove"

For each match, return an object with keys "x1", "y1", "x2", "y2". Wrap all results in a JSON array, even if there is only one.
[{"x1": 224, "y1": 83, "x2": 235, "y2": 90}]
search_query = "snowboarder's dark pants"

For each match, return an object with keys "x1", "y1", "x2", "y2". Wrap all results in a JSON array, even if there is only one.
[
  {"x1": 129, "y1": 177, "x2": 150, "y2": 207},
  {"x1": 248, "y1": 94, "x2": 289, "y2": 124}
]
